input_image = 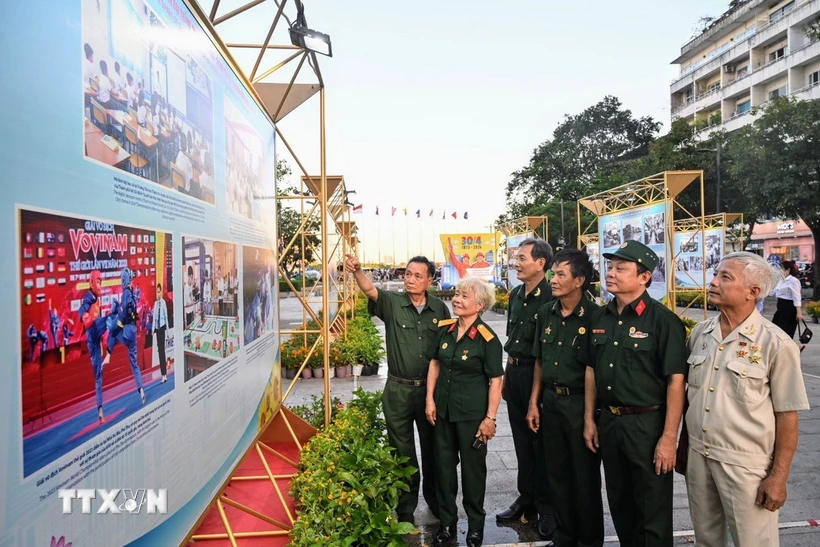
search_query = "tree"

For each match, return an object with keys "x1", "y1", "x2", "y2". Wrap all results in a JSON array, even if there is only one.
[
  {"x1": 276, "y1": 159, "x2": 321, "y2": 277},
  {"x1": 726, "y1": 97, "x2": 820, "y2": 265},
  {"x1": 504, "y1": 96, "x2": 661, "y2": 239}
]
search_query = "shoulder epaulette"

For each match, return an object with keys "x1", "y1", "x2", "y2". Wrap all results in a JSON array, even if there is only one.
[
  {"x1": 438, "y1": 318, "x2": 457, "y2": 327},
  {"x1": 476, "y1": 324, "x2": 494, "y2": 342}
]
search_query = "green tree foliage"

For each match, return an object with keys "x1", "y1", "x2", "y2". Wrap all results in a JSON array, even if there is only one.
[
  {"x1": 725, "y1": 97, "x2": 820, "y2": 264},
  {"x1": 276, "y1": 159, "x2": 321, "y2": 277},
  {"x1": 503, "y1": 96, "x2": 661, "y2": 247}
]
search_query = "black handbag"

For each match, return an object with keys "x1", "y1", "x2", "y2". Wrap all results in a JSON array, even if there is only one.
[{"x1": 798, "y1": 320, "x2": 813, "y2": 345}]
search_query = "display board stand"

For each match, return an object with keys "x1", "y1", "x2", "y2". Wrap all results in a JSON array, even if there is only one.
[{"x1": 577, "y1": 170, "x2": 705, "y2": 315}]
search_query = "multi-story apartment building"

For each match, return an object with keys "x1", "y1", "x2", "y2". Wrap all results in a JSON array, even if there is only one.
[{"x1": 670, "y1": 0, "x2": 820, "y2": 138}]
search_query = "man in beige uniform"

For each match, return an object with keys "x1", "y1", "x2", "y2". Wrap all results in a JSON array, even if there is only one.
[{"x1": 685, "y1": 252, "x2": 809, "y2": 547}]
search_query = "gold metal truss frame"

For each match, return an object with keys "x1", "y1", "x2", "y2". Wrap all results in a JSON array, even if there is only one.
[
  {"x1": 180, "y1": 0, "x2": 354, "y2": 544},
  {"x1": 577, "y1": 171, "x2": 705, "y2": 314},
  {"x1": 497, "y1": 216, "x2": 549, "y2": 239}
]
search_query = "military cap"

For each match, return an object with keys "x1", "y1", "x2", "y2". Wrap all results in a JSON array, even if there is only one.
[{"x1": 603, "y1": 240, "x2": 659, "y2": 272}]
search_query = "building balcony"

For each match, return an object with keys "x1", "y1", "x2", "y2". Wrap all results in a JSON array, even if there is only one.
[
  {"x1": 698, "y1": 109, "x2": 756, "y2": 139},
  {"x1": 792, "y1": 79, "x2": 820, "y2": 100},
  {"x1": 671, "y1": 98, "x2": 697, "y2": 119},
  {"x1": 790, "y1": 37, "x2": 820, "y2": 66},
  {"x1": 676, "y1": 0, "x2": 763, "y2": 61},
  {"x1": 749, "y1": 54, "x2": 789, "y2": 86}
]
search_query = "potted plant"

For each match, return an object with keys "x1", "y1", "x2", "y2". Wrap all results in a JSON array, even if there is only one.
[
  {"x1": 331, "y1": 339, "x2": 347, "y2": 378},
  {"x1": 807, "y1": 301, "x2": 820, "y2": 324},
  {"x1": 280, "y1": 342, "x2": 298, "y2": 379}
]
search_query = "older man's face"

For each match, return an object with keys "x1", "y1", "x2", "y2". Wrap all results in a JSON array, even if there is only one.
[{"x1": 709, "y1": 259, "x2": 757, "y2": 307}]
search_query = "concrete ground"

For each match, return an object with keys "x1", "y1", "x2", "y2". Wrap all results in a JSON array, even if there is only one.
[{"x1": 282, "y1": 287, "x2": 820, "y2": 546}]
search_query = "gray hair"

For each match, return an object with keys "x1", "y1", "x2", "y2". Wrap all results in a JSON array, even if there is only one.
[
  {"x1": 720, "y1": 252, "x2": 781, "y2": 304},
  {"x1": 455, "y1": 277, "x2": 496, "y2": 315}
]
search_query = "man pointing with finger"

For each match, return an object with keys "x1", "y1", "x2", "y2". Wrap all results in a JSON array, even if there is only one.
[
  {"x1": 580, "y1": 241, "x2": 687, "y2": 546},
  {"x1": 345, "y1": 254, "x2": 450, "y2": 525}
]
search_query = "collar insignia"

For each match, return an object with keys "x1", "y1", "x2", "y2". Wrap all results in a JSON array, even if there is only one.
[
  {"x1": 468, "y1": 327, "x2": 477, "y2": 340},
  {"x1": 635, "y1": 299, "x2": 647, "y2": 317},
  {"x1": 744, "y1": 324, "x2": 757, "y2": 336},
  {"x1": 534, "y1": 287, "x2": 541, "y2": 297},
  {"x1": 578, "y1": 306, "x2": 585, "y2": 317}
]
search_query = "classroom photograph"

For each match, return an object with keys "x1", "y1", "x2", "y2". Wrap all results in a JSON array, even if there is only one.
[{"x1": 82, "y1": 0, "x2": 216, "y2": 205}]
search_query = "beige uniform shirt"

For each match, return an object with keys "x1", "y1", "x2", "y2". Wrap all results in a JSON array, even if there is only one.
[{"x1": 685, "y1": 309, "x2": 809, "y2": 470}]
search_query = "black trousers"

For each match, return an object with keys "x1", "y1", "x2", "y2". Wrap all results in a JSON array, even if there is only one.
[
  {"x1": 504, "y1": 363, "x2": 551, "y2": 514},
  {"x1": 155, "y1": 326, "x2": 167, "y2": 375},
  {"x1": 772, "y1": 297, "x2": 798, "y2": 338}
]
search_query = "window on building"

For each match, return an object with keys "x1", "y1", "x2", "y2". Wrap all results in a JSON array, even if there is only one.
[
  {"x1": 809, "y1": 70, "x2": 820, "y2": 87},
  {"x1": 768, "y1": 46, "x2": 787, "y2": 62},
  {"x1": 736, "y1": 100, "x2": 751, "y2": 114},
  {"x1": 769, "y1": 1, "x2": 795, "y2": 22},
  {"x1": 768, "y1": 84, "x2": 789, "y2": 100},
  {"x1": 736, "y1": 65, "x2": 749, "y2": 79},
  {"x1": 706, "y1": 81, "x2": 721, "y2": 93}
]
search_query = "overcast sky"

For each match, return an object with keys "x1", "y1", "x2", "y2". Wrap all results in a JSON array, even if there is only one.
[{"x1": 210, "y1": 0, "x2": 727, "y2": 264}]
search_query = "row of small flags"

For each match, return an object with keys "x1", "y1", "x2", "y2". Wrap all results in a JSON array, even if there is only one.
[{"x1": 352, "y1": 205, "x2": 468, "y2": 219}]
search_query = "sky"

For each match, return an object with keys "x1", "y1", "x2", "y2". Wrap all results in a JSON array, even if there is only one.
[{"x1": 206, "y1": 0, "x2": 728, "y2": 265}]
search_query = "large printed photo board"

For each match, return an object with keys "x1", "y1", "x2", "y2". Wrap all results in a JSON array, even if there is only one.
[
  {"x1": 597, "y1": 202, "x2": 668, "y2": 303},
  {"x1": 1, "y1": 1, "x2": 280, "y2": 545},
  {"x1": 439, "y1": 233, "x2": 501, "y2": 289}
]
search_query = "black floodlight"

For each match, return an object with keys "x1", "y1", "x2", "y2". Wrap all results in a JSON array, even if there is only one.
[{"x1": 290, "y1": 25, "x2": 332, "y2": 57}]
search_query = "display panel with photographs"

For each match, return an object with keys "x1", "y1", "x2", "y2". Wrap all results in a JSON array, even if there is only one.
[
  {"x1": 18, "y1": 208, "x2": 175, "y2": 477},
  {"x1": 598, "y1": 202, "x2": 667, "y2": 303},
  {"x1": 674, "y1": 229, "x2": 723, "y2": 287},
  {"x1": 82, "y1": 0, "x2": 216, "y2": 203},
  {"x1": 182, "y1": 236, "x2": 240, "y2": 381}
]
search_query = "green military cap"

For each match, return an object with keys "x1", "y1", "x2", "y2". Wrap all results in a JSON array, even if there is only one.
[{"x1": 603, "y1": 240, "x2": 659, "y2": 272}]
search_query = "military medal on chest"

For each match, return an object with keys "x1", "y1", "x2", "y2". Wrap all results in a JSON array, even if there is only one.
[{"x1": 462, "y1": 350, "x2": 469, "y2": 360}]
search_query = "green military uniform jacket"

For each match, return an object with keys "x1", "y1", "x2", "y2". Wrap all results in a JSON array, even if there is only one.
[
  {"x1": 433, "y1": 317, "x2": 504, "y2": 422},
  {"x1": 533, "y1": 297, "x2": 599, "y2": 389},
  {"x1": 369, "y1": 288, "x2": 451, "y2": 379},
  {"x1": 505, "y1": 277, "x2": 553, "y2": 359},
  {"x1": 578, "y1": 291, "x2": 687, "y2": 407}
]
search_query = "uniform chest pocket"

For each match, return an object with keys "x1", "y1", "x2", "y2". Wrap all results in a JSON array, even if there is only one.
[
  {"x1": 687, "y1": 353, "x2": 708, "y2": 389},
  {"x1": 725, "y1": 360, "x2": 768, "y2": 404},
  {"x1": 590, "y1": 335, "x2": 608, "y2": 360}
]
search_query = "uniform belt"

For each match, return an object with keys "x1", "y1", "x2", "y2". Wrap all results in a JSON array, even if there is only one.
[
  {"x1": 507, "y1": 356, "x2": 536, "y2": 367},
  {"x1": 387, "y1": 373, "x2": 426, "y2": 387},
  {"x1": 543, "y1": 382, "x2": 581, "y2": 396},
  {"x1": 607, "y1": 404, "x2": 662, "y2": 416}
]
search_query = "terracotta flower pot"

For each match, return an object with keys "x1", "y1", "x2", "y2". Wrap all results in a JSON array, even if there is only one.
[
  {"x1": 301, "y1": 368, "x2": 312, "y2": 379},
  {"x1": 311, "y1": 367, "x2": 324, "y2": 379},
  {"x1": 335, "y1": 366, "x2": 347, "y2": 378}
]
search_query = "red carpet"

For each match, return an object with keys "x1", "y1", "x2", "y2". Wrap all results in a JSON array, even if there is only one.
[
  {"x1": 189, "y1": 442, "x2": 301, "y2": 546},
  {"x1": 68, "y1": 409, "x2": 126, "y2": 441}
]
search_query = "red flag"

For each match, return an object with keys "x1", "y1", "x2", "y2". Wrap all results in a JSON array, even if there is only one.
[
  {"x1": 375, "y1": 206, "x2": 380, "y2": 216},
  {"x1": 451, "y1": 212, "x2": 457, "y2": 219},
  {"x1": 429, "y1": 209, "x2": 433, "y2": 217},
  {"x1": 391, "y1": 207, "x2": 397, "y2": 216}
]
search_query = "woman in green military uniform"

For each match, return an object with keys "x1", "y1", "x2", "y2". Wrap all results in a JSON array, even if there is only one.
[{"x1": 426, "y1": 278, "x2": 504, "y2": 547}]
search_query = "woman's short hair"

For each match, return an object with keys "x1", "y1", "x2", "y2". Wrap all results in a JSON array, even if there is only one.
[
  {"x1": 720, "y1": 252, "x2": 781, "y2": 304},
  {"x1": 455, "y1": 277, "x2": 496, "y2": 315}
]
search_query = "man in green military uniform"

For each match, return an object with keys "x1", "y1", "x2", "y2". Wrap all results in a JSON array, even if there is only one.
[
  {"x1": 527, "y1": 249, "x2": 603, "y2": 547},
  {"x1": 580, "y1": 241, "x2": 687, "y2": 546},
  {"x1": 497, "y1": 238, "x2": 556, "y2": 539},
  {"x1": 345, "y1": 254, "x2": 450, "y2": 524}
]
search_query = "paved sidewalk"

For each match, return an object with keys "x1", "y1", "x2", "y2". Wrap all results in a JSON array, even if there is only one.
[{"x1": 284, "y1": 295, "x2": 820, "y2": 546}]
